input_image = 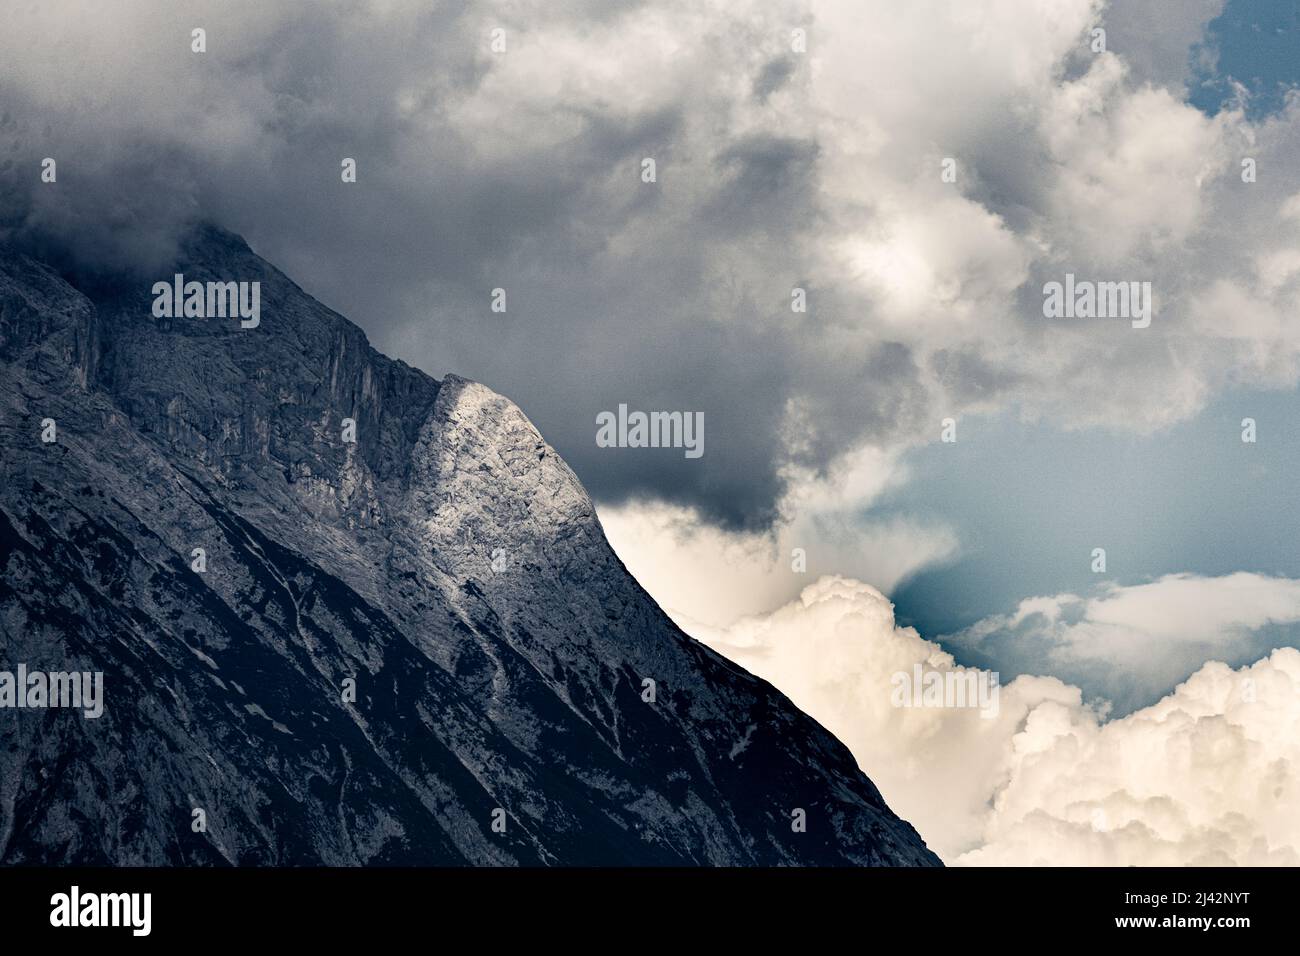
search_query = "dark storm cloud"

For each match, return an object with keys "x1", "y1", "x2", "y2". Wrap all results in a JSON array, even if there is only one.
[
  {"x1": 0, "y1": 87, "x2": 202, "y2": 279},
  {"x1": 703, "y1": 134, "x2": 820, "y2": 233},
  {"x1": 0, "y1": 0, "x2": 921, "y2": 532},
  {"x1": 752, "y1": 56, "x2": 796, "y2": 101}
]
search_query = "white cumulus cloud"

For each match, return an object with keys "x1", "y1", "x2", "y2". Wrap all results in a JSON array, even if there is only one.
[{"x1": 693, "y1": 574, "x2": 1300, "y2": 864}]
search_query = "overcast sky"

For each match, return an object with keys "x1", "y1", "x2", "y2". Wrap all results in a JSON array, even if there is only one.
[
  {"x1": 4, "y1": 0, "x2": 1300, "y2": 864},
  {"x1": 5, "y1": 0, "x2": 1291, "y2": 528}
]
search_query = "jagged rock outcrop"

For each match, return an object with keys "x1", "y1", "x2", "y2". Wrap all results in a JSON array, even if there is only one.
[{"x1": 0, "y1": 226, "x2": 940, "y2": 865}]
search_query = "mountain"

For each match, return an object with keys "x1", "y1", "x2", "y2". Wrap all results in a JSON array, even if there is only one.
[{"x1": 0, "y1": 225, "x2": 940, "y2": 866}]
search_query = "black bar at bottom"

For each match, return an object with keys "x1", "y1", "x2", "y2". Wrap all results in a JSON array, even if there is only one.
[{"x1": 0, "y1": 865, "x2": 1289, "y2": 942}]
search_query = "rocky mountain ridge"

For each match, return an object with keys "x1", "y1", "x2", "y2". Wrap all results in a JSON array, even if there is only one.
[{"x1": 0, "y1": 226, "x2": 940, "y2": 865}]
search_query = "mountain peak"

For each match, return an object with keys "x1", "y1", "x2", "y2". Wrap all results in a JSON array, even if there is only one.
[{"x1": 0, "y1": 230, "x2": 940, "y2": 866}]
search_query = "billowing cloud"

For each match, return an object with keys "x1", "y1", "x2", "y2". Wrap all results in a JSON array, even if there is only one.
[
  {"x1": 696, "y1": 575, "x2": 1300, "y2": 864},
  {"x1": 960, "y1": 649, "x2": 1300, "y2": 866},
  {"x1": 601, "y1": 442, "x2": 959, "y2": 628},
  {"x1": 2, "y1": 0, "x2": 1297, "y2": 538}
]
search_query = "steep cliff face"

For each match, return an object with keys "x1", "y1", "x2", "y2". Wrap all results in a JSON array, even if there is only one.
[{"x1": 0, "y1": 227, "x2": 940, "y2": 866}]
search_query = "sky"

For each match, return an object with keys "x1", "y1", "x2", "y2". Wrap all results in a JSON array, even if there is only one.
[{"x1": 3, "y1": 0, "x2": 1300, "y2": 864}]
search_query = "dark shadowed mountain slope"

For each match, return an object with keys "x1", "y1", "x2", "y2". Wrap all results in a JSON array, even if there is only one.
[{"x1": 0, "y1": 226, "x2": 940, "y2": 865}]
